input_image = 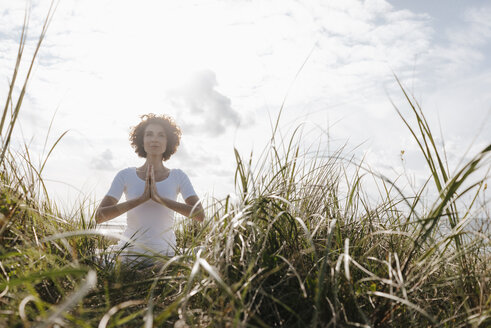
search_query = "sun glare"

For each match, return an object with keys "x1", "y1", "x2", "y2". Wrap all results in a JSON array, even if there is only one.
[{"x1": 95, "y1": 2, "x2": 246, "y2": 91}]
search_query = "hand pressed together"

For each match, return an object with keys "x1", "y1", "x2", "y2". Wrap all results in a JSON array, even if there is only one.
[
  {"x1": 149, "y1": 165, "x2": 165, "y2": 204},
  {"x1": 139, "y1": 164, "x2": 152, "y2": 202},
  {"x1": 138, "y1": 164, "x2": 167, "y2": 205}
]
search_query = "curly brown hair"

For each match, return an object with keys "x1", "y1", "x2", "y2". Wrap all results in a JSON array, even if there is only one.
[{"x1": 129, "y1": 114, "x2": 182, "y2": 161}]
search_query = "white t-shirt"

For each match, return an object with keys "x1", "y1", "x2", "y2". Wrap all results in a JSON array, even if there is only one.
[{"x1": 105, "y1": 167, "x2": 197, "y2": 257}]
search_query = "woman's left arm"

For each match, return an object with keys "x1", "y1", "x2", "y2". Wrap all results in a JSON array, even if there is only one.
[
  {"x1": 154, "y1": 195, "x2": 205, "y2": 222},
  {"x1": 150, "y1": 168, "x2": 204, "y2": 221}
]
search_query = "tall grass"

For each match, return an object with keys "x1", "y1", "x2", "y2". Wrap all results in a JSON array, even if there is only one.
[{"x1": 1, "y1": 6, "x2": 490, "y2": 328}]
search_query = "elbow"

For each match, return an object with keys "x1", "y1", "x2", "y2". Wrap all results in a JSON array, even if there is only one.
[
  {"x1": 193, "y1": 211, "x2": 205, "y2": 222},
  {"x1": 189, "y1": 202, "x2": 205, "y2": 222},
  {"x1": 193, "y1": 209, "x2": 205, "y2": 222},
  {"x1": 94, "y1": 210, "x2": 104, "y2": 224}
]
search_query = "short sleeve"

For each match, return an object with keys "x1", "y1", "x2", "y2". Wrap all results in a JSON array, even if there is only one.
[
  {"x1": 177, "y1": 169, "x2": 197, "y2": 200},
  {"x1": 105, "y1": 169, "x2": 126, "y2": 201}
]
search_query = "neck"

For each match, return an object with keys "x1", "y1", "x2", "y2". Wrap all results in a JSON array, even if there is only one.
[{"x1": 144, "y1": 156, "x2": 166, "y2": 171}]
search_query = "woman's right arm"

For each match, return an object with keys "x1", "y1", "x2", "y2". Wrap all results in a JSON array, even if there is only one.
[
  {"x1": 95, "y1": 166, "x2": 152, "y2": 224},
  {"x1": 95, "y1": 195, "x2": 147, "y2": 224}
]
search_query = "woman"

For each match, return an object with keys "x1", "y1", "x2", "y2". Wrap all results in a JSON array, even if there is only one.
[{"x1": 95, "y1": 114, "x2": 204, "y2": 264}]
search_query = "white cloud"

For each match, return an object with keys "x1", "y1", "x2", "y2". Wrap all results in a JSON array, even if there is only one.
[
  {"x1": 166, "y1": 70, "x2": 245, "y2": 137},
  {"x1": 172, "y1": 142, "x2": 220, "y2": 172},
  {"x1": 90, "y1": 148, "x2": 116, "y2": 171},
  {"x1": 420, "y1": 4, "x2": 491, "y2": 80},
  {"x1": 451, "y1": 6, "x2": 491, "y2": 47}
]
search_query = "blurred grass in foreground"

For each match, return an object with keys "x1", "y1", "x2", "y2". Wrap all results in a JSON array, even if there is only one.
[{"x1": 1, "y1": 5, "x2": 490, "y2": 328}]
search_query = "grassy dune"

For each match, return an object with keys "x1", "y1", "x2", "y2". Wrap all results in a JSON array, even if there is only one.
[{"x1": 1, "y1": 7, "x2": 490, "y2": 328}]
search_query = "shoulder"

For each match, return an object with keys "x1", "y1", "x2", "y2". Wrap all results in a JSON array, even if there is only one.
[
  {"x1": 114, "y1": 167, "x2": 135, "y2": 179},
  {"x1": 172, "y1": 168, "x2": 188, "y2": 177},
  {"x1": 172, "y1": 169, "x2": 197, "y2": 196},
  {"x1": 171, "y1": 168, "x2": 194, "y2": 182}
]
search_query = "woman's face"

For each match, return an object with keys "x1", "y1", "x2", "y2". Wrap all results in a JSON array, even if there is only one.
[{"x1": 143, "y1": 123, "x2": 167, "y2": 157}]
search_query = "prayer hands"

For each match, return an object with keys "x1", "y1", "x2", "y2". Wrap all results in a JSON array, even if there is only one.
[
  {"x1": 149, "y1": 166, "x2": 163, "y2": 204},
  {"x1": 139, "y1": 165, "x2": 166, "y2": 205},
  {"x1": 140, "y1": 165, "x2": 152, "y2": 202}
]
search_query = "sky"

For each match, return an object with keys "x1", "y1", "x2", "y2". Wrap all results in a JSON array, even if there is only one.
[{"x1": 1, "y1": 0, "x2": 490, "y2": 224}]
